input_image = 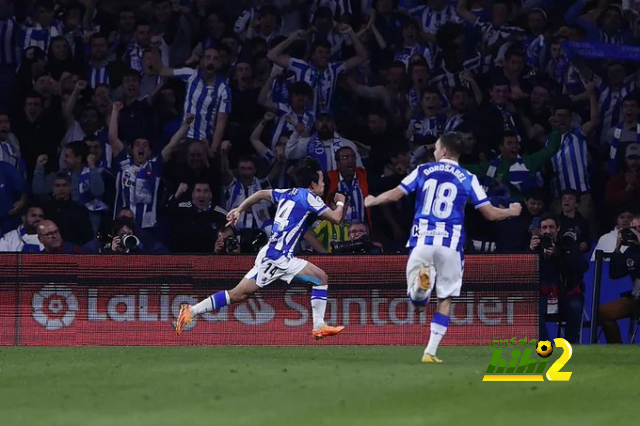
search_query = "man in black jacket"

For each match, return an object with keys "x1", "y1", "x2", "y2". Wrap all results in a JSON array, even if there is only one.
[
  {"x1": 598, "y1": 215, "x2": 640, "y2": 343},
  {"x1": 168, "y1": 181, "x2": 227, "y2": 253},
  {"x1": 42, "y1": 173, "x2": 93, "y2": 245}
]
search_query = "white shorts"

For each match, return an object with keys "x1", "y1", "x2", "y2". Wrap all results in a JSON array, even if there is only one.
[
  {"x1": 406, "y1": 245, "x2": 464, "y2": 299},
  {"x1": 244, "y1": 246, "x2": 308, "y2": 288}
]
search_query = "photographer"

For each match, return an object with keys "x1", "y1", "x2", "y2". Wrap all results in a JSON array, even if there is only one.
[
  {"x1": 99, "y1": 217, "x2": 165, "y2": 254},
  {"x1": 330, "y1": 221, "x2": 383, "y2": 255},
  {"x1": 214, "y1": 226, "x2": 241, "y2": 255},
  {"x1": 598, "y1": 215, "x2": 640, "y2": 343},
  {"x1": 530, "y1": 214, "x2": 589, "y2": 344}
]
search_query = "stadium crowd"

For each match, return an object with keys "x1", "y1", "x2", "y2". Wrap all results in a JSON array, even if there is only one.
[{"x1": 1, "y1": 0, "x2": 640, "y2": 341}]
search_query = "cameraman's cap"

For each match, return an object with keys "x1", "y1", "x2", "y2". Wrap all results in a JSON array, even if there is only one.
[{"x1": 626, "y1": 143, "x2": 640, "y2": 159}]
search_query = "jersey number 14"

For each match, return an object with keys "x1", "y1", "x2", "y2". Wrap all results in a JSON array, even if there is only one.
[{"x1": 421, "y1": 180, "x2": 458, "y2": 220}]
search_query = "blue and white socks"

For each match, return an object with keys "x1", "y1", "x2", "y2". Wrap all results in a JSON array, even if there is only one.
[
  {"x1": 310, "y1": 285, "x2": 328, "y2": 329},
  {"x1": 191, "y1": 290, "x2": 230, "y2": 316},
  {"x1": 408, "y1": 282, "x2": 431, "y2": 309},
  {"x1": 425, "y1": 312, "x2": 450, "y2": 356}
]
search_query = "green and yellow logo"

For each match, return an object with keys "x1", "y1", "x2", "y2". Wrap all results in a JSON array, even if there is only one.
[{"x1": 483, "y1": 338, "x2": 573, "y2": 382}]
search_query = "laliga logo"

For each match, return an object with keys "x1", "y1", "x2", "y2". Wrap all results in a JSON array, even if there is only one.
[
  {"x1": 233, "y1": 295, "x2": 275, "y2": 325},
  {"x1": 32, "y1": 285, "x2": 78, "y2": 330}
]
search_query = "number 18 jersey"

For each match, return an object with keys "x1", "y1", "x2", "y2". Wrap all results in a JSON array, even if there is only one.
[{"x1": 399, "y1": 159, "x2": 490, "y2": 252}]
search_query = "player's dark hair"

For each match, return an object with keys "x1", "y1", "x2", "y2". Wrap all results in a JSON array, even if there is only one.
[
  {"x1": 295, "y1": 157, "x2": 322, "y2": 188},
  {"x1": 438, "y1": 132, "x2": 464, "y2": 157}
]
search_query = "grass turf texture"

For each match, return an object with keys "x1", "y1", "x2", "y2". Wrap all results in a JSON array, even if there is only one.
[{"x1": 0, "y1": 346, "x2": 637, "y2": 426}]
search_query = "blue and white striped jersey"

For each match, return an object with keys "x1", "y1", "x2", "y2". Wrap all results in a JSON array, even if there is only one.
[
  {"x1": 410, "y1": 1, "x2": 461, "y2": 35},
  {"x1": 113, "y1": 152, "x2": 162, "y2": 229},
  {"x1": 173, "y1": 68, "x2": 232, "y2": 140},
  {"x1": 0, "y1": 17, "x2": 21, "y2": 68},
  {"x1": 271, "y1": 103, "x2": 315, "y2": 149},
  {"x1": 287, "y1": 58, "x2": 346, "y2": 115},
  {"x1": 87, "y1": 63, "x2": 110, "y2": 88},
  {"x1": 400, "y1": 159, "x2": 489, "y2": 251},
  {"x1": 22, "y1": 21, "x2": 63, "y2": 53},
  {"x1": 394, "y1": 44, "x2": 434, "y2": 70},
  {"x1": 548, "y1": 127, "x2": 589, "y2": 195},
  {"x1": 265, "y1": 188, "x2": 328, "y2": 260}
]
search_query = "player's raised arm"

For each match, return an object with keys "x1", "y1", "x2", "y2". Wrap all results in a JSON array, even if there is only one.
[
  {"x1": 364, "y1": 187, "x2": 406, "y2": 208},
  {"x1": 319, "y1": 192, "x2": 346, "y2": 224},
  {"x1": 226, "y1": 190, "x2": 273, "y2": 226},
  {"x1": 469, "y1": 172, "x2": 522, "y2": 221},
  {"x1": 478, "y1": 202, "x2": 522, "y2": 221}
]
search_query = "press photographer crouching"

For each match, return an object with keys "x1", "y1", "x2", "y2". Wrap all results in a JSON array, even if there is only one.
[
  {"x1": 530, "y1": 214, "x2": 589, "y2": 343},
  {"x1": 330, "y1": 221, "x2": 382, "y2": 254},
  {"x1": 214, "y1": 226, "x2": 241, "y2": 255},
  {"x1": 598, "y1": 215, "x2": 640, "y2": 343}
]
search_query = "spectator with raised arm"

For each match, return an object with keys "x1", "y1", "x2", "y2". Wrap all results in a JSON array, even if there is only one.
[
  {"x1": 258, "y1": 75, "x2": 315, "y2": 150},
  {"x1": 285, "y1": 111, "x2": 364, "y2": 173},
  {"x1": 153, "y1": 46, "x2": 231, "y2": 154},
  {"x1": 266, "y1": 24, "x2": 367, "y2": 115},
  {"x1": 108, "y1": 102, "x2": 192, "y2": 229}
]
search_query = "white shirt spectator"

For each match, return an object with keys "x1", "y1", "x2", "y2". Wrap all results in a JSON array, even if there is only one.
[{"x1": 0, "y1": 225, "x2": 44, "y2": 252}]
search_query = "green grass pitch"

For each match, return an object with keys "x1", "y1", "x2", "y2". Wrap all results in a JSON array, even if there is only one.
[{"x1": 1, "y1": 346, "x2": 638, "y2": 426}]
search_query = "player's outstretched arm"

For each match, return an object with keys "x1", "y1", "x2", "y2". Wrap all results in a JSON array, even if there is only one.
[
  {"x1": 478, "y1": 202, "x2": 522, "y2": 222},
  {"x1": 364, "y1": 187, "x2": 405, "y2": 208},
  {"x1": 226, "y1": 190, "x2": 273, "y2": 226}
]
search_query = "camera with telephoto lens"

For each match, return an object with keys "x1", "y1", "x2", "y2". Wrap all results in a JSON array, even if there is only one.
[
  {"x1": 621, "y1": 228, "x2": 639, "y2": 246},
  {"x1": 540, "y1": 234, "x2": 555, "y2": 251},
  {"x1": 121, "y1": 234, "x2": 140, "y2": 251},
  {"x1": 559, "y1": 231, "x2": 579, "y2": 252},
  {"x1": 331, "y1": 236, "x2": 371, "y2": 254},
  {"x1": 224, "y1": 236, "x2": 240, "y2": 253}
]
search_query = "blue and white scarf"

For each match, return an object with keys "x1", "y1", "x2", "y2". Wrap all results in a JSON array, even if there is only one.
[
  {"x1": 610, "y1": 123, "x2": 640, "y2": 174},
  {"x1": 306, "y1": 133, "x2": 344, "y2": 172},
  {"x1": 338, "y1": 174, "x2": 364, "y2": 223},
  {"x1": 19, "y1": 226, "x2": 42, "y2": 253},
  {"x1": 78, "y1": 166, "x2": 108, "y2": 212}
]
